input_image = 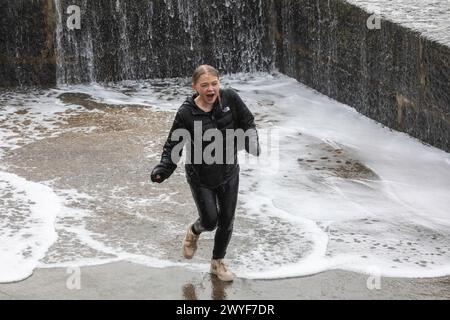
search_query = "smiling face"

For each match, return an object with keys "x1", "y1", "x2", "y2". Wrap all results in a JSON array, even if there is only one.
[{"x1": 192, "y1": 72, "x2": 220, "y2": 109}]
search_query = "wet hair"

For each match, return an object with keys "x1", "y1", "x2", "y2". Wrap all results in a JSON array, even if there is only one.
[{"x1": 192, "y1": 65, "x2": 220, "y2": 84}]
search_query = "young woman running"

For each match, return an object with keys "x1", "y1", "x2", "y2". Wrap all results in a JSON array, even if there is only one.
[{"x1": 151, "y1": 65, "x2": 260, "y2": 281}]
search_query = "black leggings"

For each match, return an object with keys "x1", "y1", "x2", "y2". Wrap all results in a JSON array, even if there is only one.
[{"x1": 188, "y1": 172, "x2": 239, "y2": 260}]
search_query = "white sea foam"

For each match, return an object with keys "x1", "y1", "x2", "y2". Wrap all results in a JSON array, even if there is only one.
[
  {"x1": 0, "y1": 73, "x2": 449, "y2": 281},
  {"x1": 0, "y1": 89, "x2": 81, "y2": 282},
  {"x1": 53, "y1": 79, "x2": 193, "y2": 112},
  {"x1": 226, "y1": 74, "x2": 450, "y2": 279},
  {"x1": 0, "y1": 172, "x2": 61, "y2": 282}
]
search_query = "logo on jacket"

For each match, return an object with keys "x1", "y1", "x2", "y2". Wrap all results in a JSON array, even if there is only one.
[{"x1": 222, "y1": 106, "x2": 231, "y2": 113}]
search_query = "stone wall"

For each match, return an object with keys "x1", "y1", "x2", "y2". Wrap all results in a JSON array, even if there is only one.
[
  {"x1": 274, "y1": 0, "x2": 450, "y2": 152},
  {"x1": 0, "y1": 0, "x2": 56, "y2": 87}
]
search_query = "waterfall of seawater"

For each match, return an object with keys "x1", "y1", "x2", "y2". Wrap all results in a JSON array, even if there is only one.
[
  {"x1": 54, "y1": 0, "x2": 96, "y2": 84},
  {"x1": 53, "y1": 0, "x2": 275, "y2": 85}
]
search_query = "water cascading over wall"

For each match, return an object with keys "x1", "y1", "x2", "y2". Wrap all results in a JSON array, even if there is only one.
[
  {"x1": 53, "y1": 0, "x2": 275, "y2": 84},
  {"x1": 0, "y1": 0, "x2": 449, "y2": 152}
]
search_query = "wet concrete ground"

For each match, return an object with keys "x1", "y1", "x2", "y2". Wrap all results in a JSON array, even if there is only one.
[
  {"x1": 2, "y1": 92, "x2": 304, "y2": 267},
  {"x1": 1, "y1": 93, "x2": 449, "y2": 299},
  {"x1": 0, "y1": 261, "x2": 449, "y2": 300}
]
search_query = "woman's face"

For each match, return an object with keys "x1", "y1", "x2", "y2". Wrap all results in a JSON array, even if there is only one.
[{"x1": 192, "y1": 73, "x2": 220, "y2": 106}]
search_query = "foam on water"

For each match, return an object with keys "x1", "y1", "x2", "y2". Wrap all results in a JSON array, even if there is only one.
[
  {"x1": 0, "y1": 89, "x2": 72, "y2": 282},
  {"x1": 53, "y1": 79, "x2": 194, "y2": 112},
  {"x1": 0, "y1": 88, "x2": 113, "y2": 282},
  {"x1": 1, "y1": 73, "x2": 449, "y2": 282},
  {"x1": 0, "y1": 172, "x2": 61, "y2": 282},
  {"x1": 223, "y1": 75, "x2": 450, "y2": 279}
]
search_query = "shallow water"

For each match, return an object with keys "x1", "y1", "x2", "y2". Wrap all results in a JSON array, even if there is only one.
[{"x1": 0, "y1": 73, "x2": 449, "y2": 282}]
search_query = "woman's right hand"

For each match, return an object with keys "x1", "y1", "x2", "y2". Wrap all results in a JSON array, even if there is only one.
[{"x1": 151, "y1": 165, "x2": 170, "y2": 183}]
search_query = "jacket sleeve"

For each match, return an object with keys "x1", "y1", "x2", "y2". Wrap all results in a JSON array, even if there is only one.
[
  {"x1": 157, "y1": 109, "x2": 187, "y2": 176},
  {"x1": 230, "y1": 90, "x2": 261, "y2": 156}
]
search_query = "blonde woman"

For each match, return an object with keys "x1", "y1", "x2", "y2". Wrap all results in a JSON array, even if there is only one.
[{"x1": 151, "y1": 65, "x2": 260, "y2": 281}]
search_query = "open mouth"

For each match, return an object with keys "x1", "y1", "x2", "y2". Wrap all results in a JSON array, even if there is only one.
[{"x1": 206, "y1": 93, "x2": 215, "y2": 99}]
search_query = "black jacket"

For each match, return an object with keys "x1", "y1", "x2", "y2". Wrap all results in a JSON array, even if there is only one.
[{"x1": 155, "y1": 88, "x2": 260, "y2": 188}]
